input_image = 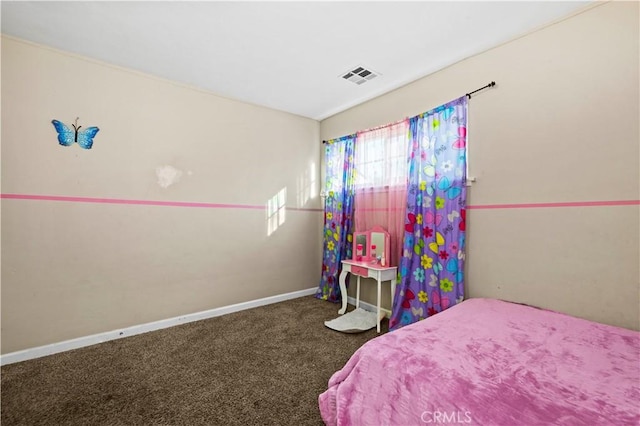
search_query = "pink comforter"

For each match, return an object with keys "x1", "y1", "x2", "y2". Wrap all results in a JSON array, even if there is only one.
[{"x1": 319, "y1": 298, "x2": 640, "y2": 425}]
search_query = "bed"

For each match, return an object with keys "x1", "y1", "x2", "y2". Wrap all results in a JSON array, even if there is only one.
[{"x1": 319, "y1": 298, "x2": 640, "y2": 425}]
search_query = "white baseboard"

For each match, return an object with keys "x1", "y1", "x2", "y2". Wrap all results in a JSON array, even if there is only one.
[
  {"x1": 1, "y1": 287, "x2": 318, "y2": 366},
  {"x1": 346, "y1": 296, "x2": 392, "y2": 318}
]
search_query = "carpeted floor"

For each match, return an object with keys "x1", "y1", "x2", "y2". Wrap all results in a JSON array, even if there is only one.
[{"x1": 1, "y1": 296, "x2": 387, "y2": 425}]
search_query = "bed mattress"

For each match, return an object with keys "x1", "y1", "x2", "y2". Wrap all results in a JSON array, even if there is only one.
[{"x1": 319, "y1": 298, "x2": 640, "y2": 425}]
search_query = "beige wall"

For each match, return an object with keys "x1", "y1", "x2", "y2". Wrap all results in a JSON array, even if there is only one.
[
  {"x1": 321, "y1": 2, "x2": 640, "y2": 330},
  {"x1": 1, "y1": 36, "x2": 323, "y2": 353}
]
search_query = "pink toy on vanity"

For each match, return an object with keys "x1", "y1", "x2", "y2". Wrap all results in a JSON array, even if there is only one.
[
  {"x1": 356, "y1": 244, "x2": 363, "y2": 261},
  {"x1": 352, "y1": 226, "x2": 390, "y2": 266}
]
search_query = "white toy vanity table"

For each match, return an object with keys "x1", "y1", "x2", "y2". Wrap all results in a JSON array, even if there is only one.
[{"x1": 337, "y1": 226, "x2": 397, "y2": 333}]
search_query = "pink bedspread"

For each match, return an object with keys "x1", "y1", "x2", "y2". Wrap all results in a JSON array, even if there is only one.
[{"x1": 319, "y1": 298, "x2": 640, "y2": 425}]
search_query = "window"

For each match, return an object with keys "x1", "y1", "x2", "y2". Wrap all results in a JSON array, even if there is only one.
[{"x1": 354, "y1": 119, "x2": 409, "y2": 190}]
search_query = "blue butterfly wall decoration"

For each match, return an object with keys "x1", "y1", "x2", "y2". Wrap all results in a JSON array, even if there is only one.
[{"x1": 52, "y1": 118, "x2": 100, "y2": 149}]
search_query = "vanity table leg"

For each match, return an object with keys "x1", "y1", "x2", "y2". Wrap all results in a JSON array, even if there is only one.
[
  {"x1": 376, "y1": 278, "x2": 382, "y2": 333},
  {"x1": 356, "y1": 276, "x2": 361, "y2": 309},
  {"x1": 391, "y1": 277, "x2": 397, "y2": 309},
  {"x1": 338, "y1": 270, "x2": 349, "y2": 315}
]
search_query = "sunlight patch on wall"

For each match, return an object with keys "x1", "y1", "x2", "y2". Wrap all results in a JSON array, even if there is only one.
[
  {"x1": 309, "y1": 162, "x2": 317, "y2": 199},
  {"x1": 296, "y1": 162, "x2": 318, "y2": 208},
  {"x1": 267, "y1": 187, "x2": 287, "y2": 236}
]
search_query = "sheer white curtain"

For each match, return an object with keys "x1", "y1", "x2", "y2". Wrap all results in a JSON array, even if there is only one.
[{"x1": 354, "y1": 119, "x2": 410, "y2": 267}]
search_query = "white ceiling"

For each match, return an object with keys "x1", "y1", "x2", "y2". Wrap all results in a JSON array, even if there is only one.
[{"x1": 2, "y1": 1, "x2": 590, "y2": 120}]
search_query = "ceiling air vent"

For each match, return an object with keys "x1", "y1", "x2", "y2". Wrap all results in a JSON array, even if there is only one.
[{"x1": 340, "y1": 66, "x2": 380, "y2": 85}]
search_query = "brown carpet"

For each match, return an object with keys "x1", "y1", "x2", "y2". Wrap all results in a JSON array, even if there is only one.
[{"x1": 1, "y1": 296, "x2": 387, "y2": 425}]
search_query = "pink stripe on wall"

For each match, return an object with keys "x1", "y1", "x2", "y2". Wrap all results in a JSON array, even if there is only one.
[
  {"x1": 467, "y1": 200, "x2": 640, "y2": 210},
  {"x1": 0, "y1": 193, "x2": 323, "y2": 212},
  {"x1": 355, "y1": 200, "x2": 639, "y2": 212},
  {"x1": 1, "y1": 193, "x2": 638, "y2": 211}
]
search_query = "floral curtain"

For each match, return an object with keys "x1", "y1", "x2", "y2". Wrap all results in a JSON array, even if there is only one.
[
  {"x1": 390, "y1": 97, "x2": 468, "y2": 330},
  {"x1": 315, "y1": 135, "x2": 356, "y2": 303}
]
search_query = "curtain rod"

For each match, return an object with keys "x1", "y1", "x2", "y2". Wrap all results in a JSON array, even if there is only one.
[
  {"x1": 322, "y1": 81, "x2": 496, "y2": 144},
  {"x1": 322, "y1": 133, "x2": 357, "y2": 145},
  {"x1": 466, "y1": 81, "x2": 495, "y2": 99}
]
